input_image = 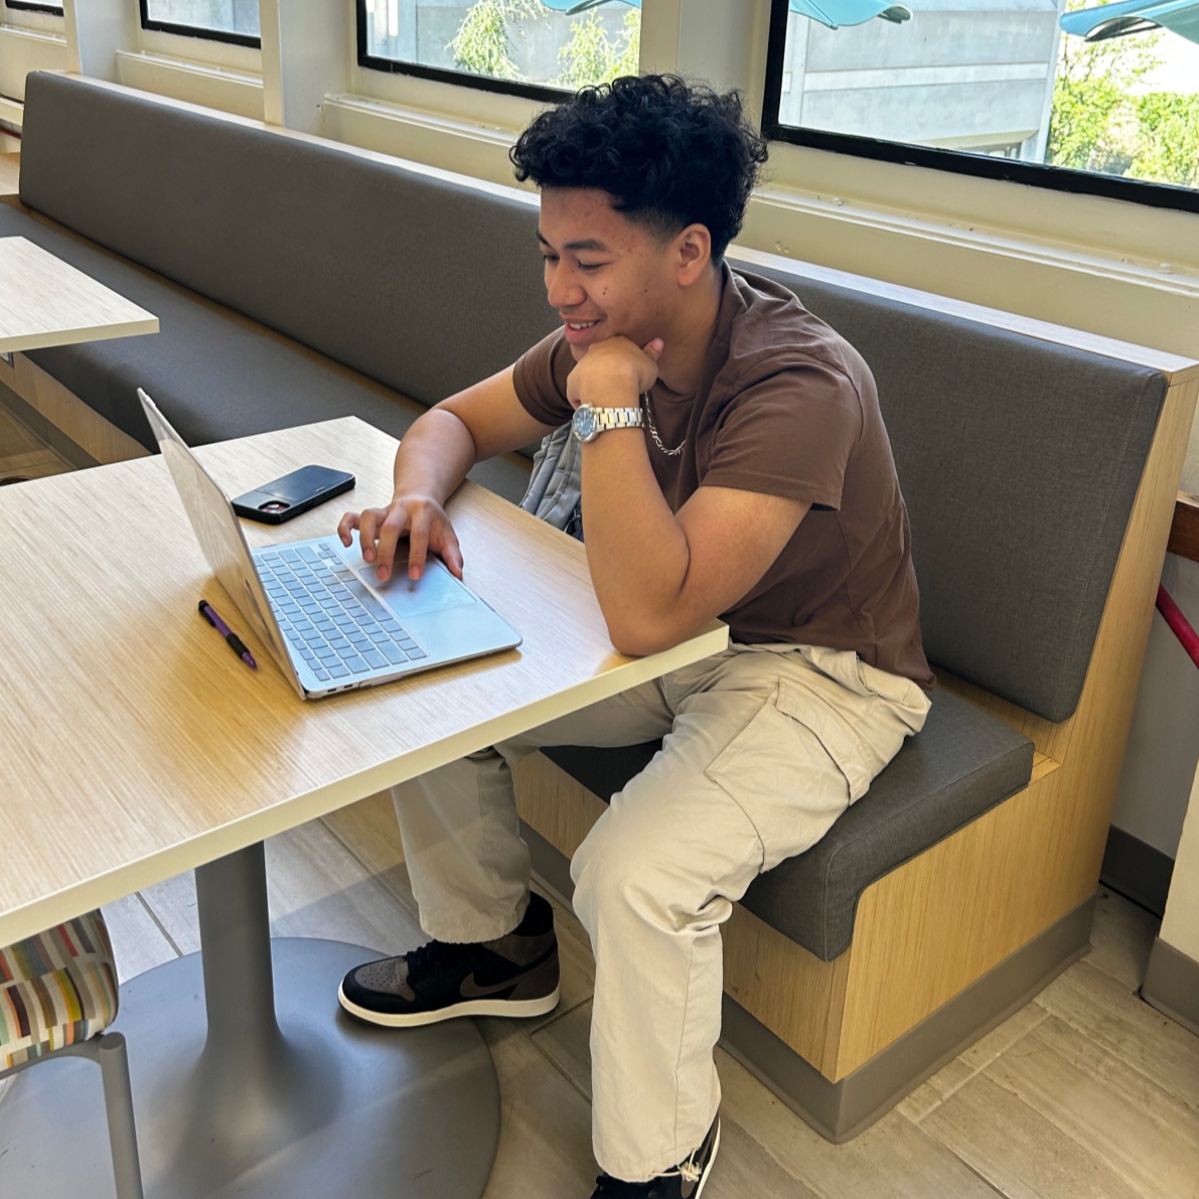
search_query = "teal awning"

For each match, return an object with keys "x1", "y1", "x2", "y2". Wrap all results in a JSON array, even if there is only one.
[
  {"x1": 1060, "y1": 0, "x2": 1199, "y2": 44},
  {"x1": 539, "y1": 0, "x2": 633, "y2": 10},
  {"x1": 540, "y1": 0, "x2": 912, "y2": 29},
  {"x1": 789, "y1": 0, "x2": 911, "y2": 27}
]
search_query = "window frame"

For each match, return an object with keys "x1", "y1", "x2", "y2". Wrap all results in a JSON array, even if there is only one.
[
  {"x1": 4, "y1": 1, "x2": 63, "y2": 14},
  {"x1": 138, "y1": 0, "x2": 261, "y2": 51},
  {"x1": 353, "y1": 0, "x2": 577, "y2": 106},
  {"x1": 760, "y1": 0, "x2": 1199, "y2": 216}
]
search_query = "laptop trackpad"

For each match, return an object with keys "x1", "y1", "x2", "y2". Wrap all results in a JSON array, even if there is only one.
[{"x1": 356, "y1": 557, "x2": 475, "y2": 619}]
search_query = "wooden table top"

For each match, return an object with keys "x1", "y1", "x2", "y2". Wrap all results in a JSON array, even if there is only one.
[
  {"x1": 0, "y1": 235, "x2": 159, "y2": 353},
  {"x1": 0, "y1": 417, "x2": 726, "y2": 945}
]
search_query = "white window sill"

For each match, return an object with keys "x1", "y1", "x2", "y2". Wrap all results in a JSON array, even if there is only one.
[{"x1": 114, "y1": 50, "x2": 262, "y2": 121}]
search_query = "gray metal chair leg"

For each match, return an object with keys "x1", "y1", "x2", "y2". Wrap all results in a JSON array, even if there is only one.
[{"x1": 96, "y1": 1033, "x2": 145, "y2": 1199}]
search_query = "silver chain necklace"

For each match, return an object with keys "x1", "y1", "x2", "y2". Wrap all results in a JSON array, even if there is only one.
[{"x1": 641, "y1": 392, "x2": 686, "y2": 457}]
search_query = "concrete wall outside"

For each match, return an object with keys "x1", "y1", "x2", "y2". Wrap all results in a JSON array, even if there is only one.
[
  {"x1": 142, "y1": 0, "x2": 259, "y2": 36},
  {"x1": 779, "y1": 5, "x2": 1059, "y2": 152}
]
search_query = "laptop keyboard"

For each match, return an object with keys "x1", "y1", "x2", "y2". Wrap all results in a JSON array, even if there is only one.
[{"x1": 256, "y1": 543, "x2": 427, "y2": 684}]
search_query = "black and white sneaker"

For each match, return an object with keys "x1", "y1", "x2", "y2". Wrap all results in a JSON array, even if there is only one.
[
  {"x1": 590, "y1": 1118, "x2": 721, "y2": 1199},
  {"x1": 337, "y1": 892, "x2": 560, "y2": 1027}
]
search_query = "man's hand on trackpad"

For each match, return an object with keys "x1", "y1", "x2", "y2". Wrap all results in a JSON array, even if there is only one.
[{"x1": 337, "y1": 494, "x2": 464, "y2": 583}]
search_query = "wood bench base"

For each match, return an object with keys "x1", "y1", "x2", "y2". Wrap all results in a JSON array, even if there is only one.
[
  {"x1": 522, "y1": 811, "x2": 1091, "y2": 1142},
  {"x1": 0, "y1": 352, "x2": 148, "y2": 468}
]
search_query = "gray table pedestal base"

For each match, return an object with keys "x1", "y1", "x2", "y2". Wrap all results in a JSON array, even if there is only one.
[{"x1": 0, "y1": 845, "x2": 500, "y2": 1198}]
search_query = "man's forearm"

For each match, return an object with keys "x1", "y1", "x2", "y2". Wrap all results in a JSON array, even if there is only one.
[
  {"x1": 392, "y1": 408, "x2": 479, "y2": 503},
  {"x1": 580, "y1": 431, "x2": 693, "y2": 655}
]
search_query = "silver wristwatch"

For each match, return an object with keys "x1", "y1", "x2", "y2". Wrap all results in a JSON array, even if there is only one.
[{"x1": 571, "y1": 403, "x2": 644, "y2": 443}]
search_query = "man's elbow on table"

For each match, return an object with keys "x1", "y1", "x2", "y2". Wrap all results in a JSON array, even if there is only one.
[{"x1": 602, "y1": 607, "x2": 710, "y2": 659}]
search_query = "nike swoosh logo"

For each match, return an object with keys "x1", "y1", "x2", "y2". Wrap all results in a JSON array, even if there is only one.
[{"x1": 459, "y1": 973, "x2": 518, "y2": 999}]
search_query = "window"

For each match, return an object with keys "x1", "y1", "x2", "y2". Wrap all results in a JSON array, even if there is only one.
[
  {"x1": 761, "y1": 0, "x2": 1199, "y2": 212},
  {"x1": 140, "y1": 0, "x2": 260, "y2": 48},
  {"x1": 356, "y1": 0, "x2": 642, "y2": 103},
  {"x1": 4, "y1": 1, "x2": 63, "y2": 13}
]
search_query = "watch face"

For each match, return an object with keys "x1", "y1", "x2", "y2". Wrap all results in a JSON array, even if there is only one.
[{"x1": 572, "y1": 406, "x2": 597, "y2": 441}]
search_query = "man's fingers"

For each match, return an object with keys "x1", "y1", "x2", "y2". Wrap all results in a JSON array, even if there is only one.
[
  {"x1": 356, "y1": 509, "x2": 384, "y2": 561},
  {"x1": 407, "y1": 512, "x2": 431, "y2": 581},
  {"x1": 373, "y1": 507, "x2": 410, "y2": 581},
  {"x1": 438, "y1": 524, "x2": 465, "y2": 580},
  {"x1": 337, "y1": 510, "x2": 361, "y2": 547},
  {"x1": 348, "y1": 500, "x2": 457, "y2": 583}
]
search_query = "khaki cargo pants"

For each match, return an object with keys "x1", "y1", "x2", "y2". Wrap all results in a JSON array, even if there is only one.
[{"x1": 393, "y1": 642, "x2": 930, "y2": 1182}]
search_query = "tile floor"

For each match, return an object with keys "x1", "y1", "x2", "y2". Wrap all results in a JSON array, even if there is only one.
[{"x1": 92, "y1": 791, "x2": 1199, "y2": 1199}]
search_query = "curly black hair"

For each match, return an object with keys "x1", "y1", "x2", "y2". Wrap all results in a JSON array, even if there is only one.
[{"x1": 510, "y1": 75, "x2": 768, "y2": 262}]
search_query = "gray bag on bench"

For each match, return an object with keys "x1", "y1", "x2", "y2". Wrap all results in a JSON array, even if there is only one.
[{"x1": 520, "y1": 425, "x2": 584, "y2": 541}]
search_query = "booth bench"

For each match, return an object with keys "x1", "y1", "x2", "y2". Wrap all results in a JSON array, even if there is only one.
[{"x1": 3, "y1": 71, "x2": 1195, "y2": 1140}]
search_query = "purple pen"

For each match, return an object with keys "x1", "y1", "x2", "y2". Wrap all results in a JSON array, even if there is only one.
[{"x1": 198, "y1": 599, "x2": 257, "y2": 669}]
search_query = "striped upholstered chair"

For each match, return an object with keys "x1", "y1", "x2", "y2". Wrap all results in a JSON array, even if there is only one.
[{"x1": 0, "y1": 909, "x2": 144, "y2": 1198}]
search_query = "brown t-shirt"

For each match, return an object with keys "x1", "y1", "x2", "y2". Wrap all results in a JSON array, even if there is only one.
[{"x1": 512, "y1": 265, "x2": 934, "y2": 688}]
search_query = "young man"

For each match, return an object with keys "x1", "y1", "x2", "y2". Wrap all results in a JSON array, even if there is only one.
[{"x1": 337, "y1": 75, "x2": 933, "y2": 1198}]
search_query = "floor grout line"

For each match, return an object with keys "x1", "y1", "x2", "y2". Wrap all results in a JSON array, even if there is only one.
[
  {"x1": 1083, "y1": 952, "x2": 1153, "y2": 995},
  {"x1": 956, "y1": 1149, "x2": 1015, "y2": 1198},
  {"x1": 530, "y1": 993, "x2": 592, "y2": 1035},
  {"x1": 315, "y1": 813, "x2": 423, "y2": 923},
  {"x1": 134, "y1": 888, "x2": 186, "y2": 959},
  {"x1": 904, "y1": 1003, "x2": 1055, "y2": 1125},
  {"x1": 969, "y1": 1040, "x2": 1170, "y2": 1199},
  {"x1": 315, "y1": 813, "x2": 369, "y2": 863},
  {"x1": 890, "y1": 1108, "x2": 1013, "y2": 1198},
  {"x1": 522, "y1": 1021, "x2": 595, "y2": 1107},
  {"x1": 1034, "y1": 987, "x2": 1199, "y2": 1118}
]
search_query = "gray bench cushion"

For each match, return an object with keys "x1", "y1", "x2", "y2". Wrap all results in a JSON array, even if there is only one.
[
  {"x1": 738, "y1": 259, "x2": 1168, "y2": 724},
  {"x1": 542, "y1": 688, "x2": 1034, "y2": 961},
  {"x1": 0, "y1": 207, "x2": 531, "y2": 505},
  {"x1": 19, "y1": 72, "x2": 558, "y2": 410}
]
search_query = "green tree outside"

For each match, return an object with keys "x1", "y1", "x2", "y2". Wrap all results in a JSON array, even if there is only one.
[
  {"x1": 1046, "y1": 0, "x2": 1199, "y2": 187},
  {"x1": 1046, "y1": 5, "x2": 1161, "y2": 175},
  {"x1": 450, "y1": 0, "x2": 541, "y2": 81},
  {"x1": 450, "y1": 0, "x2": 639, "y2": 88},
  {"x1": 557, "y1": 9, "x2": 641, "y2": 89},
  {"x1": 1130, "y1": 91, "x2": 1199, "y2": 186}
]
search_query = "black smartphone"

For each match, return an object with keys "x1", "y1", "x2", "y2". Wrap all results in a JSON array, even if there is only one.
[{"x1": 231, "y1": 464, "x2": 355, "y2": 524}]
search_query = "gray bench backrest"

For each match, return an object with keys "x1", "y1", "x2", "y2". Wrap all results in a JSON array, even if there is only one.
[
  {"x1": 19, "y1": 72, "x2": 557, "y2": 408},
  {"x1": 20, "y1": 73, "x2": 1166, "y2": 723},
  {"x1": 739, "y1": 262, "x2": 1166, "y2": 722}
]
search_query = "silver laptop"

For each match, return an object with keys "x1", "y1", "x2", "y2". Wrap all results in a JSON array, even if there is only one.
[{"x1": 139, "y1": 389, "x2": 521, "y2": 699}]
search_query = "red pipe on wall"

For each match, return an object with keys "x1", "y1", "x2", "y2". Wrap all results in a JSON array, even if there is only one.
[{"x1": 1157, "y1": 585, "x2": 1199, "y2": 671}]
